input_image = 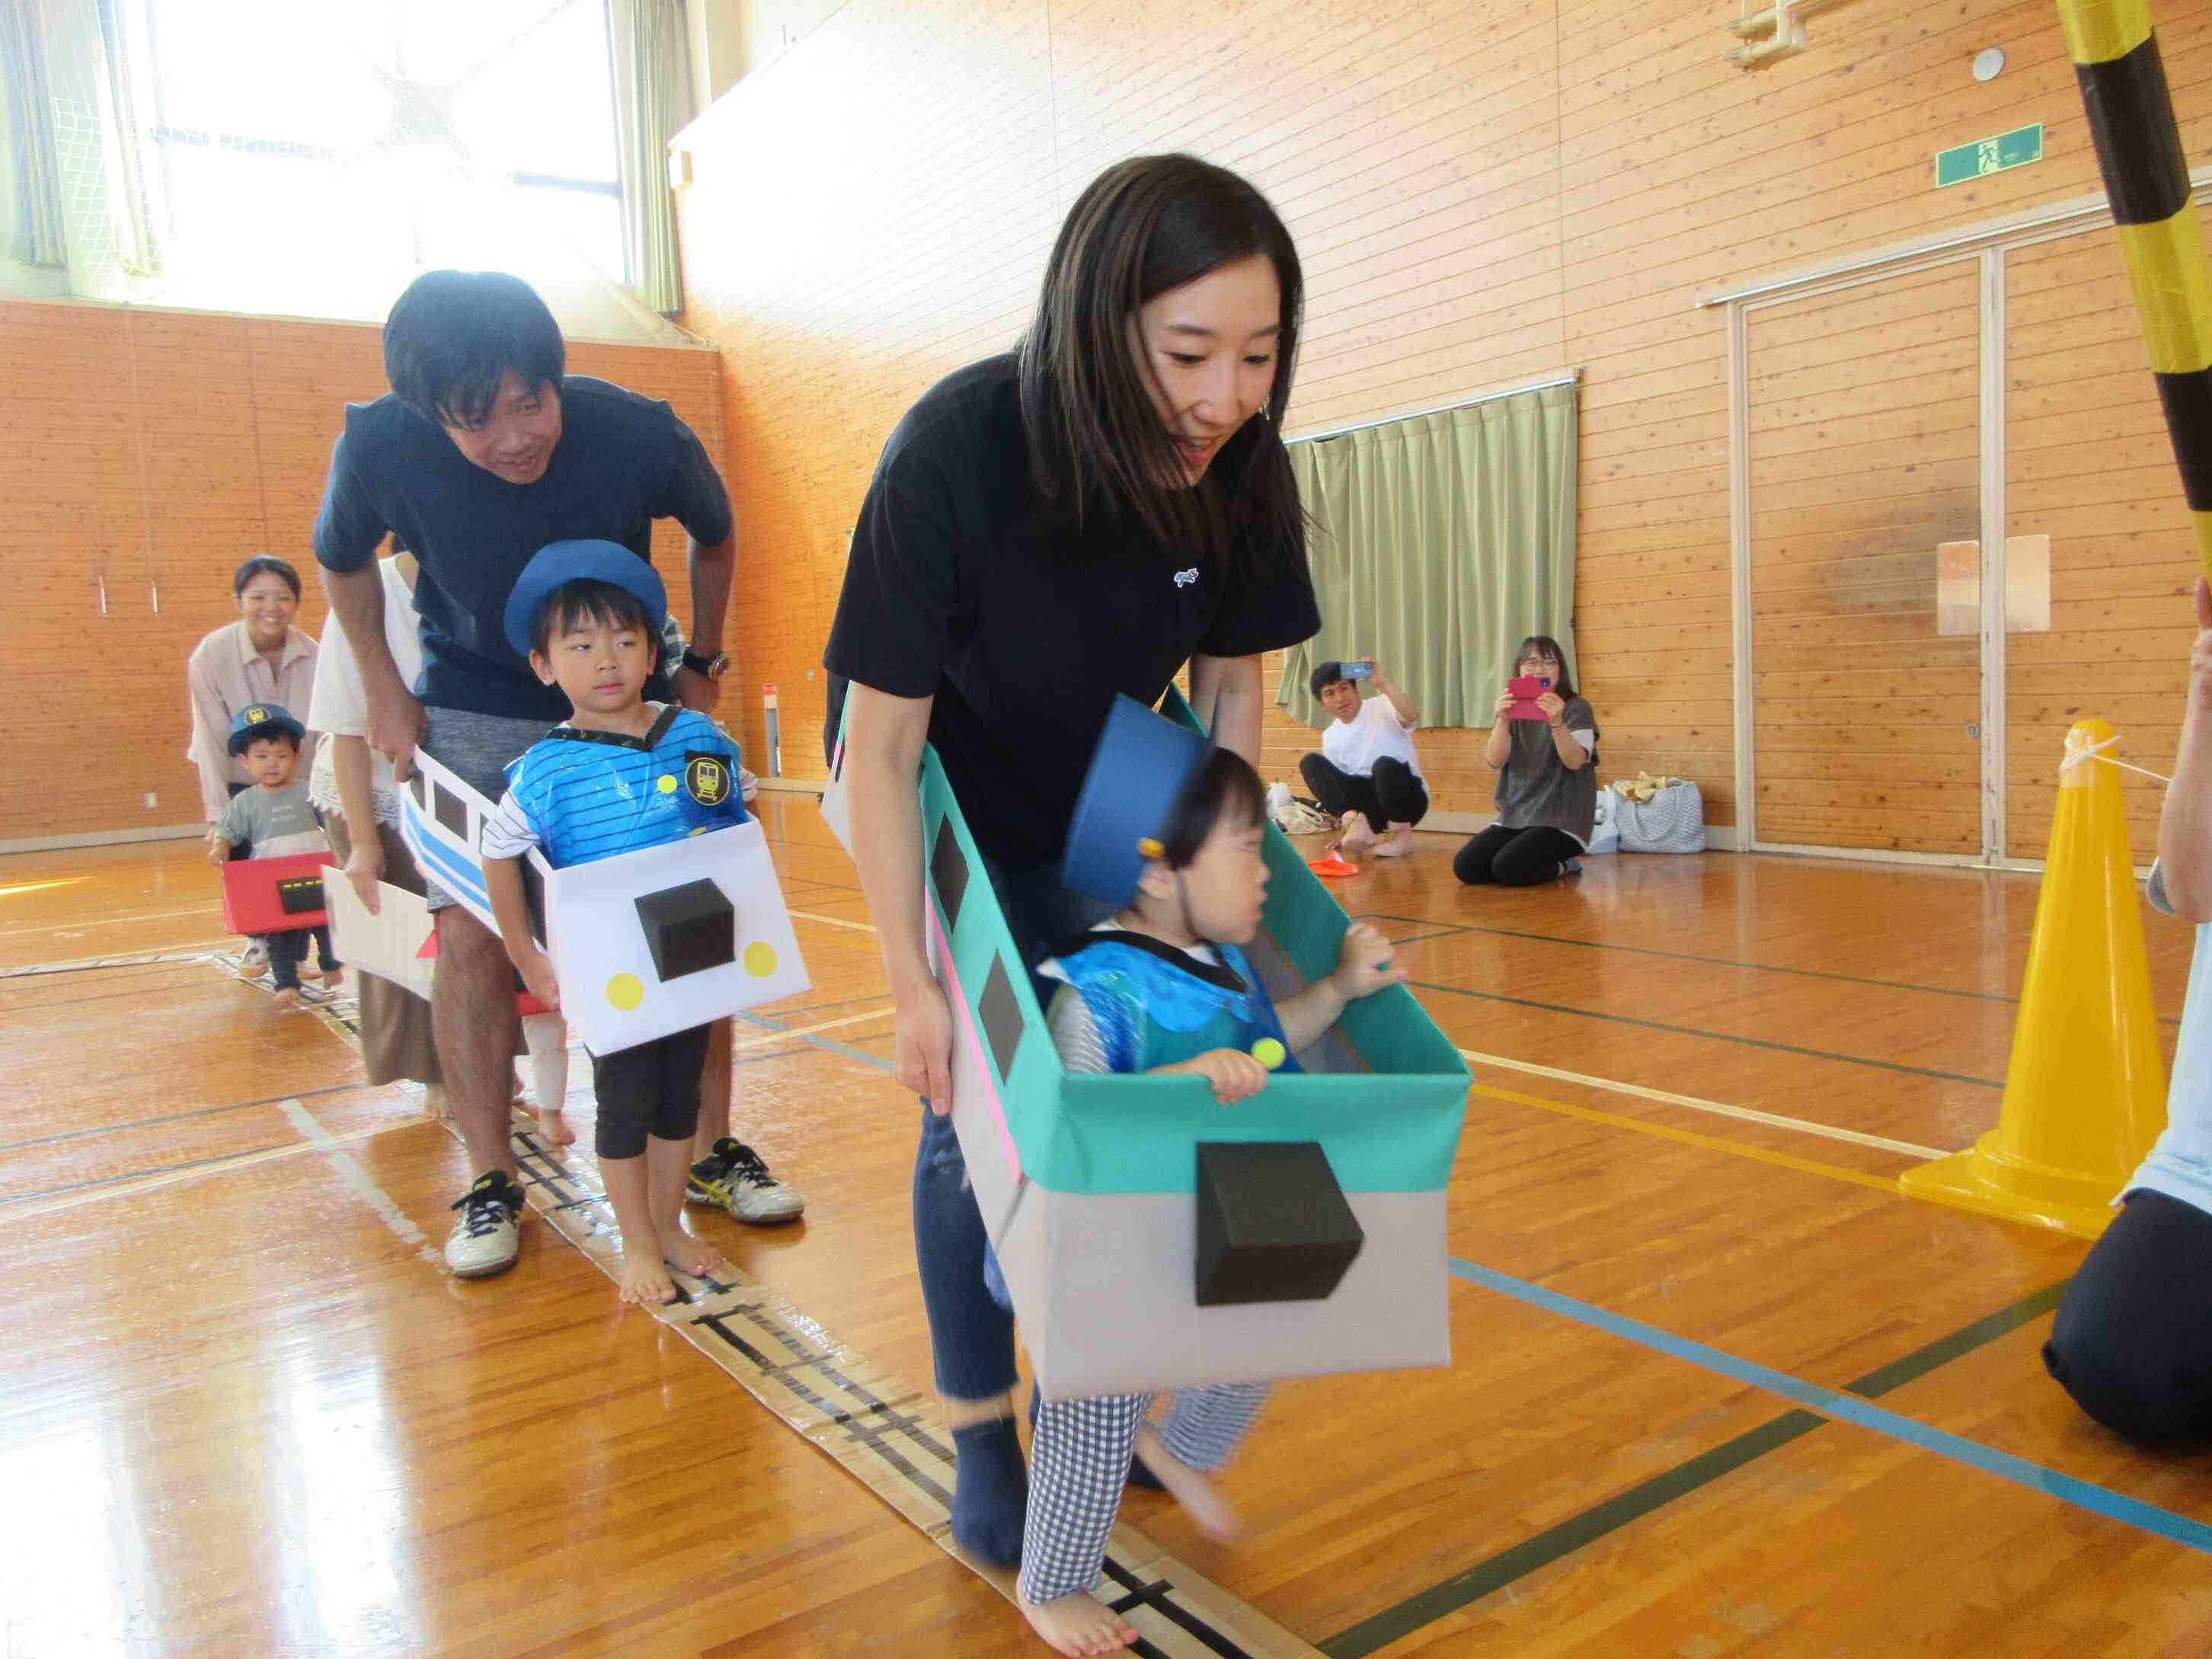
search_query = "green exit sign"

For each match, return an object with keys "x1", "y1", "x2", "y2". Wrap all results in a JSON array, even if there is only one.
[{"x1": 1936, "y1": 124, "x2": 2044, "y2": 187}]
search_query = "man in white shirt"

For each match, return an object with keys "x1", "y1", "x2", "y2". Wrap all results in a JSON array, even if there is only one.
[{"x1": 1299, "y1": 659, "x2": 1429, "y2": 858}]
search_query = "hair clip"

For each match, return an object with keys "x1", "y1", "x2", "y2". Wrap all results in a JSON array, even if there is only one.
[{"x1": 1136, "y1": 836, "x2": 1164, "y2": 858}]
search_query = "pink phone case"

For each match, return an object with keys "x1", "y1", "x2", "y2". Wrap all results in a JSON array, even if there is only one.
[{"x1": 1507, "y1": 676, "x2": 1551, "y2": 721}]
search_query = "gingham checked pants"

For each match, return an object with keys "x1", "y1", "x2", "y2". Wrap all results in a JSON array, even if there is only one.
[{"x1": 1018, "y1": 1382, "x2": 1271, "y2": 1604}]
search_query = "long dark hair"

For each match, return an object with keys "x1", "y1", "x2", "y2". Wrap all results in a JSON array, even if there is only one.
[
  {"x1": 1018, "y1": 154, "x2": 1305, "y2": 566},
  {"x1": 1516, "y1": 635, "x2": 1576, "y2": 701}
]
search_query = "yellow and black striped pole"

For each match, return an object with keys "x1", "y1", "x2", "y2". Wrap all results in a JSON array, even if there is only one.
[{"x1": 2060, "y1": 0, "x2": 2212, "y2": 574}]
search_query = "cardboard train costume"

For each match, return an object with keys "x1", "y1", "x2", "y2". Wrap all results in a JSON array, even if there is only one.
[
  {"x1": 216, "y1": 702, "x2": 334, "y2": 936},
  {"x1": 831, "y1": 689, "x2": 1470, "y2": 1398},
  {"x1": 395, "y1": 542, "x2": 809, "y2": 1054}
]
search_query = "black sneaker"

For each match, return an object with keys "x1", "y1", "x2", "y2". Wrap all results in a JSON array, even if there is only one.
[{"x1": 685, "y1": 1138, "x2": 805, "y2": 1224}]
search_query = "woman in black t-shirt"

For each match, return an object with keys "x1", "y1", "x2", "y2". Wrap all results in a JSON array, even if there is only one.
[{"x1": 823, "y1": 155, "x2": 1319, "y2": 1616}]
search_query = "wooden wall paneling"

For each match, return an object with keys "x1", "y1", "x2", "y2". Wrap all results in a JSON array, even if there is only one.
[
  {"x1": 663, "y1": 0, "x2": 2212, "y2": 842},
  {"x1": 0, "y1": 299, "x2": 723, "y2": 842},
  {"x1": 1746, "y1": 261, "x2": 1983, "y2": 853},
  {"x1": 2003, "y1": 230, "x2": 2193, "y2": 864}
]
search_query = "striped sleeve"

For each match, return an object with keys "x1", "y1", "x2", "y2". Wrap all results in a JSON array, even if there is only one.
[
  {"x1": 480, "y1": 787, "x2": 542, "y2": 861},
  {"x1": 1046, "y1": 984, "x2": 1111, "y2": 1074}
]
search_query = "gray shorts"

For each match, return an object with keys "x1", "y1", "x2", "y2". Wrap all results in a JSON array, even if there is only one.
[{"x1": 417, "y1": 706, "x2": 557, "y2": 913}]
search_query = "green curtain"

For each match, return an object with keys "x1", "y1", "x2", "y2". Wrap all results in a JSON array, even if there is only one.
[
  {"x1": 4, "y1": 1, "x2": 69, "y2": 270},
  {"x1": 1278, "y1": 382, "x2": 1577, "y2": 731},
  {"x1": 609, "y1": 0, "x2": 692, "y2": 315}
]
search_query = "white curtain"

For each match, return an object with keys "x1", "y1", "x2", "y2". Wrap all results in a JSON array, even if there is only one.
[
  {"x1": 609, "y1": 0, "x2": 692, "y2": 315},
  {"x1": 4, "y1": 0, "x2": 69, "y2": 269}
]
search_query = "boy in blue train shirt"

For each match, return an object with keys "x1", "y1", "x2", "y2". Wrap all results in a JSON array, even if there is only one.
[{"x1": 478, "y1": 540, "x2": 746, "y2": 1308}]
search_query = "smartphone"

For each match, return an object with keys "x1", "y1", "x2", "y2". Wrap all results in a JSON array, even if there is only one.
[
  {"x1": 1506, "y1": 676, "x2": 1551, "y2": 721},
  {"x1": 1343, "y1": 661, "x2": 1374, "y2": 681}
]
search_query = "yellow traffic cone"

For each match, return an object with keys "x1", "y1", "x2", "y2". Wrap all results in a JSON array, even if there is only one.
[{"x1": 1899, "y1": 719, "x2": 2169, "y2": 1236}]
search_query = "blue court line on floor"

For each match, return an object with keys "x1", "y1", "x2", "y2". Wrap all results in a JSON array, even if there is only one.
[
  {"x1": 733, "y1": 1008, "x2": 896, "y2": 1073},
  {"x1": 1446, "y1": 1256, "x2": 2212, "y2": 1554}
]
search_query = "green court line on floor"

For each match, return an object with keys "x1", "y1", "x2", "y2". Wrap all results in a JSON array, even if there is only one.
[
  {"x1": 1411, "y1": 979, "x2": 2004, "y2": 1088},
  {"x1": 1319, "y1": 1280, "x2": 2070, "y2": 1657},
  {"x1": 0, "y1": 1079, "x2": 363, "y2": 1156},
  {"x1": 1365, "y1": 913, "x2": 2182, "y2": 1028}
]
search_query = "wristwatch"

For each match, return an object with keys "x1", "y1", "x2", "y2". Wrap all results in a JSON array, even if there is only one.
[{"x1": 681, "y1": 649, "x2": 731, "y2": 680}]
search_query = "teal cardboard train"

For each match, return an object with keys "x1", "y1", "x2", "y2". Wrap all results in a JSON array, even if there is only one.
[{"x1": 831, "y1": 689, "x2": 1472, "y2": 1398}]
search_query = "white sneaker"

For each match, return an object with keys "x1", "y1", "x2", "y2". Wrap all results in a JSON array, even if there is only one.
[
  {"x1": 685, "y1": 1138, "x2": 805, "y2": 1224},
  {"x1": 241, "y1": 939, "x2": 270, "y2": 971},
  {"x1": 445, "y1": 1172, "x2": 523, "y2": 1277}
]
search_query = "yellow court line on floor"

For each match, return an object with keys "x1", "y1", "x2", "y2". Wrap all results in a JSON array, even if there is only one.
[
  {"x1": 731, "y1": 1005, "x2": 895, "y2": 1050},
  {"x1": 8, "y1": 1117, "x2": 424, "y2": 1221},
  {"x1": 1456, "y1": 1046, "x2": 1948, "y2": 1160},
  {"x1": 1469, "y1": 1080, "x2": 1910, "y2": 1197},
  {"x1": 788, "y1": 908, "x2": 880, "y2": 933},
  {"x1": 0, "y1": 877, "x2": 87, "y2": 899}
]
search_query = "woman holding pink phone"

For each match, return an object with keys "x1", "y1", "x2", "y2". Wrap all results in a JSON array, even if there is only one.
[{"x1": 1453, "y1": 634, "x2": 1600, "y2": 886}]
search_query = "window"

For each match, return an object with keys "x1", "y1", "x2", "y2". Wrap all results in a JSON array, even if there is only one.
[{"x1": 92, "y1": 0, "x2": 626, "y2": 318}]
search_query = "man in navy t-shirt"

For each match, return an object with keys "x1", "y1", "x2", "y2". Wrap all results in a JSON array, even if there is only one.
[{"x1": 314, "y1": 270, "x2": 804, "y2": 1280}]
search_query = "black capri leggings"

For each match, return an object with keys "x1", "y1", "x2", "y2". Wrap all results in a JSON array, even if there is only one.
[
  {"x1": 1299, "y1": 754, "x2": 1430, "y2": 833},
  {"x1": 589, "y1": 1022, "x2": 712, "y2": 1160},
  {"x1": 2044, "y1": 1188, "x2": 2212, "y2": 1440},
  {"x1": 1453, "y1": 823, "x2": 1583, "y2": 887}
]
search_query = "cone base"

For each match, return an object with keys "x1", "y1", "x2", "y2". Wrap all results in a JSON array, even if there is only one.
[{"x1": 1898, "y1": 1141, "x2": 2122, "y2": 1239}]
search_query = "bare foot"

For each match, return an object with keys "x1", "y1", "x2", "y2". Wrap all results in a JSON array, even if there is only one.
[
  {"x1": 272, "y1": 988, "x2": 301, "y2": 1009},
  {"x1": 663, "y1": 1230, "x2": 724, "y2": 1278},
  {"x1": 1018, "y1": 1590, "x2": 1138, "y2": 1657},
  {"x1": 421, "y1": 1083, "x2": 452, "y2": 1121},
  {"x1": 535, "y1": 1107, "x2": 576, "y2": 1147},
  {"x1": 617, "y1": 1253, "x2": 680, "y2": 1306},
  {"x1": 1133, "y1": 1426, "x2": 1242, "y2": 1543},
  {"x1": 296, "y1": 962, "x2": 324, "y2": 983},
  {"x1": 322, "y1": 967, "x2": 346, "y2": 990},
  {"x1": 1333, "y1": 817, "x2": 1376, "y2": 860}
]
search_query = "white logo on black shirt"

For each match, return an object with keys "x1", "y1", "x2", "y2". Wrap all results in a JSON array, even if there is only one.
[{"x1": 1174, "y1": 567, "x2": 1199, "y2": 588}]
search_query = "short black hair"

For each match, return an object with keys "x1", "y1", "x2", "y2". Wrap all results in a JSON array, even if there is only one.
[
  {"x1": 1309, "y1": 660, "x2": 1351, "y2": 699},
  {"x1": 384, "y1": 270, "x2": 565, "y2": 428},
  {"x1": 1159, "y1": 747, "x2": 1268, "y2": 870},
  {"x1": 234, "y1": 555, "x2": 301, "y2": 600},
  {"x1": 239, "y1": 724, "x2": 301, "y2": 755},
  {"x1": 529, "y1": 578, "x2": 660, "y2": 665}
]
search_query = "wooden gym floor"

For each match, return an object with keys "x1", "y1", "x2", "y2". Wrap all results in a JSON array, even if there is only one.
[{"x1": 5, "y1": 802, "x2": 2211, "y2": 1658}]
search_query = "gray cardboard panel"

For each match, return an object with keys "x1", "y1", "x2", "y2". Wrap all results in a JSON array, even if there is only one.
[{"x1": 1010, "y1": 1189, "x2": 1450, "y2": 1398}]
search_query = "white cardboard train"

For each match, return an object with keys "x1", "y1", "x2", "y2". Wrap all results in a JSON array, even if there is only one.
[{"x1": 391, "y1": 747, "x2": 809, "y2": 1053}]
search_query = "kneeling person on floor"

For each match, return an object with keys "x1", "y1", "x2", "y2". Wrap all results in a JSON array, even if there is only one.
[
  {"x1": 1298, "y1": 658, "x2": 1428, "y2": 860},
  {"x1": 478, "y1": 542, "x2": 746, "y2": 1308}
]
